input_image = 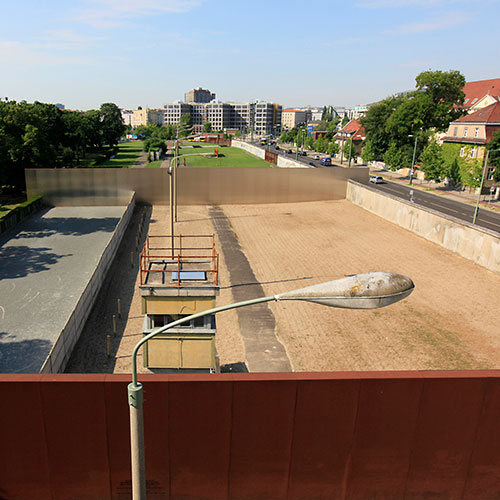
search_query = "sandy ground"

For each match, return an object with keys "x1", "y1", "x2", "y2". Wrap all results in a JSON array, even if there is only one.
[{"x1": 66, "y1": 200, "x2": 500, "y2": 373}]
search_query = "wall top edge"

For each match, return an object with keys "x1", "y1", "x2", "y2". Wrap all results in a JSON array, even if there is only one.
[{"x1": 2, "y1": 370, "x2": 500, "y2": 383}]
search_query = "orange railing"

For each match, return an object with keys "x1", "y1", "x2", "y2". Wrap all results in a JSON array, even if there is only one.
[{"x1": 139, "y1": 234, "x2": 219, "y2": 287}]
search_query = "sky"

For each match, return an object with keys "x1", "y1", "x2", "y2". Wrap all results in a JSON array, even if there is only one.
[{"x1": 1, "y1": 0, "x2": 499, "y2": 110}]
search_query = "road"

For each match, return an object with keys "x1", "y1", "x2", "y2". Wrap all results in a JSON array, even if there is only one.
[
  {"x1": 364, "y1": 179, "x2": 500, "y2": 235},
  {"x1": 248, "y1": 141, "x2": 500, "y2": 234}
]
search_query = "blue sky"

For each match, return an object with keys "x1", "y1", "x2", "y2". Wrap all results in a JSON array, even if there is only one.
[{"x1": 1, "y1": 0, "x2": 499, "y2": 110}]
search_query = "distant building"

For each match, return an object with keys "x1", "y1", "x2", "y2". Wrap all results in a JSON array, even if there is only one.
[
  {"x1": 55, "y1": 103, "x2": 65, "y2": 110},
  {"x1": 336, "y1": 120, "x2": 366, "y2": 163},
  {"x1": 462, "y1": 78, "x2": 500, "y2": 113},
  {"x1": 184, "y1": 87, "x2": 216, "y2": 104},
  {"x1": 442, "y1": 102, "x2": 500, "y2": 191},
  {"x1": 282, "y1": 109, "x2": 307, "y2": 129},
  {"x1": 163, "y1": 100, "x2": 282, "y2": 136}
]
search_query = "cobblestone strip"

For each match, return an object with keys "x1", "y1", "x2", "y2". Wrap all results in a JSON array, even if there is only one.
[{"x1": 209, "y1": 206, "x2": 292, "y2": 372}]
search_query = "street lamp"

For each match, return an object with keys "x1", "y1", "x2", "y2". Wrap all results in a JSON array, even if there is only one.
[
  {"x1": 128, "y1": 271, "x2": 415, "y2": 499},
  {"x1": 473, "y1": 148, "x2": 500, "y2": 224},
  {"x1": 408, "y1": 134, "x2": 418, "y2": 185}
]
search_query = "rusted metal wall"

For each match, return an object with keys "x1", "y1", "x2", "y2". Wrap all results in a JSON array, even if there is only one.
[
  {"x1": 265, "y1": 149, "x2": 278, "y2": 165},
  {"x1": 25, "y1": 167, "x2": 369, "y2": 206},
  {"x1": 1, "y1": 371, "x2": 500, "y2": 500}
]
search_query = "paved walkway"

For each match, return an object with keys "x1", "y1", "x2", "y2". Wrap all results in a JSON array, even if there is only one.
[
  {"x1": 209, "y1": 206, "x2": 292, "y2": 372},
  {"x1": 0, "y1": 206, "x2": 126, "y2": 373}
]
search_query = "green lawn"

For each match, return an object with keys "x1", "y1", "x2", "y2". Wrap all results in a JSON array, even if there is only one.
[
  {"x1": 174, "y1": 145, "x2": 272, "y2": 168},
  {"x1": 98, "y1": 140, "x2": 145, "y2": 168}
]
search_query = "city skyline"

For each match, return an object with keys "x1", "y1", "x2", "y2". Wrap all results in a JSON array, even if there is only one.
[{"x1": 1, "y1": 0, "x2": 499, "y2": 110}]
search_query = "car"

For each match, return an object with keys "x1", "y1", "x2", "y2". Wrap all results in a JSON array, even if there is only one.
[
  {"x1": 287, "y1": 149, "x2": 293, "y2": 154},
  {"x1": 369, "y1": 175, "x2": 384, "y2": 184},
  {"x1": 308, "y1": 161, "x2": 315, "y2": 166},
  {"x1": 313, "y1": 154, "x2": 320, "y2": 160},
  {"x1": 300, "y1": 151, "x2": 307, "y2": 156},
  {"x1": 320, "y1": 157, "x2": 332, "y2": 166},
  {"x1": 275, "y1": 145, "x2": 280, "y2": 150}
]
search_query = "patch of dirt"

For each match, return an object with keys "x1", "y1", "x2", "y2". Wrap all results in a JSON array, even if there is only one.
[{"x1": 67, "y1": 200, "x2": 500, "y2": 373}]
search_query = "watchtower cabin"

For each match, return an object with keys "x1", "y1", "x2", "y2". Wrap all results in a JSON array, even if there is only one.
[{"x1": 139, "y1": 234, "x2": 220, "y2": 372}]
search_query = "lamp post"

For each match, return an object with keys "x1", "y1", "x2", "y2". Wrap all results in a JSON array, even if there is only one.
[
  {"x1": 473, "y1": 148, "x2": 499, "y2": 224},
  {"x1": 347, "y1": 134, "x2": 353, "y2": 168},
  {"x1": 408, "y1": 134, "x2": 418, "y2": 185},
  {"x1": 128, "y1": 272, "x2": 415, "y2": 499}
]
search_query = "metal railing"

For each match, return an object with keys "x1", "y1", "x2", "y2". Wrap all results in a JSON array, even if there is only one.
[{"x1": 139, "y1": 234, "x2": 219, "y2": 287}]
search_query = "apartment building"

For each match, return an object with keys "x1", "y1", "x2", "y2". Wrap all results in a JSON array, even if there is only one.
[
  {"x1": 185, "y1": 87, "x2": 216, "y2": 104},
  {"x1": 122, "y1": 109, "x2": 164, "y2": 127},
  {"x1": 282, "y1": 109, "x2": 307, "y2": 129},
  {"x1": 163, "y1": 100, "x2": 282, "y2": 135}
]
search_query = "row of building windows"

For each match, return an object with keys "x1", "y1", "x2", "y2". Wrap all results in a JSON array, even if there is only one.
[{"x1": 453, "y1": 126, "x2": 480, "y2": 138}]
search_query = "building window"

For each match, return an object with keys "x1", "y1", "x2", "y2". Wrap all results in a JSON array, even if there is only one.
[
  {"x1": 474, "y1": 127, "x2": 479, "y2": 138},
  {"x1": 460, "y1": 146, "x2": 466, "y2": 157},
  {"x1": 470, "y1": 147, "x2": 476, "y2": 158},
  {"x1": 463, "y1": 127, "x2": 468, "y2": 137},
  {"x1": 487, "y1": 168, "x2": 495, "y2": 180},
  {"x1": 453, "y1": 127, "x2": 458, "y2": 136}
]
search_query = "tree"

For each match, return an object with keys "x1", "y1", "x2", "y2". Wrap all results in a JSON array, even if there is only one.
[
  {"x1": 341, "y1": 116, "x2": 349, "y2": 127},
  {"x1": 203, "y1": 121, "x2": 212, "y2": 133},
  {"x1": 327, "y1": 141, "x2": 339, "y2": 157},
  {"x1": 487, "y1": 129, "x2": 500, "y2": 181},
  {"x1": 100, "y1": 103, "x2": 125, "y2": 147},
  {"x1": 361, "y1": 139, "x2": 376, "y2": 163},
  {"x1": 384, "y1": 143, "x2": 410, "y2": 171},
  {"x1": 448, "y1": 159, "x2": 461, "y2": 184},
  {"x1": 178, "y1": 113, "x2": 193, "y2": 137},
  {"x1": 420, "y1": 138, "x2": 445, "y2": 182}
]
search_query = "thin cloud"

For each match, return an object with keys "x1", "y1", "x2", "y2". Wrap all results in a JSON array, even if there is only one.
[
  {"x1": 0, "y1": 41, "x2": 95, "y2": 65},
  {"x1": 385, "y1": 12, "x2": 468, "y2": 33},
  {"x1": 75, "y1": 0, "x2": 203, "y2": 28},
  {"x1": 38, "y1": 29, "x2": 107, "y2": 44}
]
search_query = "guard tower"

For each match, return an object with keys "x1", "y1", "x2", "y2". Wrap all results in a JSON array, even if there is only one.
[{"x1": 139, "y1": 235, "x2": 220, "y2": 372}]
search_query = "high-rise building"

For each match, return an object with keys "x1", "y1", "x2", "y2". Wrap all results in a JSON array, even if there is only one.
[
  {"x1": 184, "y1": 87, "x2": 216, "y2": 104},
  {"x1": 163, "y1": 99, "x2": 282, "y2": 136}
]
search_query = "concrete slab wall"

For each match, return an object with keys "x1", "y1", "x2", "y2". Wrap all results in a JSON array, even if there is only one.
[
  {"x1": 2, "y1": 371, "x2": 500, "y2": 499},
  {"x1": 40, "y1": 193, "x2": 136, "y2": 373},
  {"x1": 26, "y1": 167, "x2": 369, "y2": 206},
  {"x1": 232, "y1": 139, "x2": 309, "y2": 168},
  {"x1": 347, "y1": 181, "x2": 500, "y2": 274}
]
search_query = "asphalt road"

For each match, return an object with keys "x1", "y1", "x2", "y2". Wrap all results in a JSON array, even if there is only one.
[
  {"x1": 364, "y1": 179, "x2": 500, "y2": 235},
  {"x1": 250, "y1": 141, "x2": 325, "y2": 168}
]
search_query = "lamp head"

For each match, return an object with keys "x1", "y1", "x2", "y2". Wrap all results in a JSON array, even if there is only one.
[{"x1": 276, "y1": 272, "x2": 414, "y2": 309}]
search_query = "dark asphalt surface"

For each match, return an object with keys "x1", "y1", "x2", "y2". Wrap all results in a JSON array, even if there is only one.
[{"x1": 362, "y1": 179, "x2": 500, "y2": 235}]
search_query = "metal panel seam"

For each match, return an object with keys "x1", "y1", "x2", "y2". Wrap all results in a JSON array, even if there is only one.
[
  {"x1": 341, "y1": 379, "x2": 362, "y2": 500},
  {"x1": 226, "y1": 380, "x2": 235, "y2": 500},
  {"x1": 102, "y1": 379, "x2": 114, "y2": 500},
  {"x1": 461, "y1": 379, "x2": 489, "y2": 499},
  {"x1": 402, "y1": 379, "x2": 425, "y2": 499},
  {"x1": 285, "y1": 380, "x2": 299, "y2": 499}
]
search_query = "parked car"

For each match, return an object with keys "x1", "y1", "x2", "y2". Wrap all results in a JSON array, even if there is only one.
[
  {"x1": 320, "y1": 157, "x2": 332, "y2": 166},
  {"x1": 287, "y1": 149, "x2": 293, "y2": 154},
  {"x1": 275, "y1": 145, "x2": 280, "y2": 150},
  {"x1": 308, "y1": 161, "x2": 315, "y2": 166},
  {"x1": 300, "y1": 151, "x2": 307, "y2": 156},
  {"x1": 369, "y1": 175, "x2": 384, "y2": 184},
  {"x1": 313, "y1": 154, "x2": 320, "y2": 160}
]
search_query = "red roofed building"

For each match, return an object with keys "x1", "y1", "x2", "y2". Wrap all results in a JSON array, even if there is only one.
[
  {"x1": 335, "y1": 120, "x2": 366, "y2": 164},
  {"x1": 462, "y1": 78, "x2": 500, "y2": 113},
  {"x1": 443, "y1": 102, "x2": 500, "y2": 191}
]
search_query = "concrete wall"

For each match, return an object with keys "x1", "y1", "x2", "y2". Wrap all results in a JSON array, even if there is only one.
[
  {"x1": 26, "y1": 167, "x2": 369, "y2": 206},
  {"x1": 232, "y1": 139, "x2": 266, "y2": 159},
  {"x1": 40, "y1": 193, "x2": 136, "y2": 373},
  {"x1": 232, "y1": 139, "x2": 309, "y2": 168},
  {"x1": 1, "y1": 371, "x2": 500, "y2": 499},
  {"x1": 347, "y1": 181, "x2": 500, "y2": 274}
]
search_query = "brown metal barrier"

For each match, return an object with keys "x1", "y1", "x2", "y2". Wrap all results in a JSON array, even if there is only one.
[
  {"x1": 139, "y1": 234, "x2": 219, "y2": 286},
  {"x1": 2, "y1": 371, "x2": 500, "y2": 500}
]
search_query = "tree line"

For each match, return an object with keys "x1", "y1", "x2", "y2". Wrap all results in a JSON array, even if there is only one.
[
  {"x1": 0, "y1": 100, "x2": 125, "y2": 192},
  {"x1": 359, "y1": 69, "x2": 500, "y2": 187}
]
